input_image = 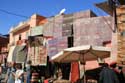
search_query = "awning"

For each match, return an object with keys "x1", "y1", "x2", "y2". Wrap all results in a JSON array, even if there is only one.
[
  {"x1": 13, "y1": 45, "x2": 27, "y2": 63},
  {"x1": 51, "y1": 45, "x2": 111, "y2": 63},
  {"x1": 117, "y1": 0, "x2": 125, "y2": 5},
  {"x1": 31, "y1": 25, "x2": 43, "y2": 36},
  {"x1": 28, "y1": 35, "x2": 45, "y2": 46},
  {"x1": 7, "y1": 46, "x2": 16, "y2": 62},
  {"x1": 95, "y1": 1, "x2": 113, "y2": 16},
  {"x1": 95, "y1": 0, "x2": 125, "y2": 15}
]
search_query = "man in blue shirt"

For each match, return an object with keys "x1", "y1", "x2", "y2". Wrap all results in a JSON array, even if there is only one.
[{"x1": 4, "y1": 62, "x2": 16, "y2": 83}]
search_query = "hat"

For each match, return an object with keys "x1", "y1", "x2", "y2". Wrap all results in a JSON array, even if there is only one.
[{"x1": 110, "y1": 62, "x2": 117, "y2": 68}]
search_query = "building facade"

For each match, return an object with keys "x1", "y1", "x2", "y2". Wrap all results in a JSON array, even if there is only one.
[
  {"x1": 0, "y1": 34, "x2": 9, "y2": 64},
  {"x1": 8, "y1": 14, "x2": 47, "y2": 63},
  {"x1": 9, "y1": 14, "x2": 47, "y2": 46}
]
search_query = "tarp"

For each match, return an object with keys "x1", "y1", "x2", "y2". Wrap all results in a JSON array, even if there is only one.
[
  {"x1": 12, "y1": 45, "x2": 27, "y2": 63},
  {"x1": 16, "y1": 45, "x2": 27, "y2": 63}
]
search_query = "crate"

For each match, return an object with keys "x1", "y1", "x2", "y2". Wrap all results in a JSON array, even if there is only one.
[
  {"x1": 117, "y1": 14, "x2": 125, "y2": 22},
  {"x1": 116, "y1": 5, "x2": 125, "y2": 15},
  {"x1": 117, "y1": 23, "x2": 125, "y2": 32}
]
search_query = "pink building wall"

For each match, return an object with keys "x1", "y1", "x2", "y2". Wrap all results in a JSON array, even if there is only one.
[{"x1": 9, "y1": 14, "x2": 47, "y2": 46}]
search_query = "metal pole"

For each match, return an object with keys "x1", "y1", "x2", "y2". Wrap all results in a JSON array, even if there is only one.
[{"x1": 112, "y1": 0, "x2": 117, "y2": 33}]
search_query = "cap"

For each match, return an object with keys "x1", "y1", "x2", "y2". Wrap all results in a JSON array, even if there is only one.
[{"x1": 110, "y1": 62, "x2": 117, "y2": 68}]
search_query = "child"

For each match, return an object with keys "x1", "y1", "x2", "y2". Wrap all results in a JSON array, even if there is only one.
[{"x1": 13, "y1": 63, "x2": 24, "y2": 83}]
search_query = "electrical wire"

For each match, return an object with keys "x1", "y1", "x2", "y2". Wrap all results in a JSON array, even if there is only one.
[
  {"x1": 0, "y1": 8, "x2": 29, "y2": 19},
  {"x1": 0, "y1": 6, "x2": 115, "y2": 33},
  {"x1": 0, "y1": 8, "x2": 45, "y2": 21}
]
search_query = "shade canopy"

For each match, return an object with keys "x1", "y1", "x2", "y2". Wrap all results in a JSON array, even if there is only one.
[
  {"x1": 95, "y1": 1, "x2": 113, "y2": 16},
  {"x1": 51, "y1": 45, "x2": 111, "y2": 63}
]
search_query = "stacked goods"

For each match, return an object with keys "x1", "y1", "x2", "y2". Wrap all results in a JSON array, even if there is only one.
[
  {"x1": 53, "y1": 15, "x2": 63, "y2": 38},
  {"x1": 62, "y1": 14, "x2": 73, "y2": 37},
  {"x1": 28, "y1": 36, "x2": 47, "y2": 66},
  {"x1": 43, "y1": 10, "x2": 97, "y2": 38},
  {"x1": 47, "y1": 37, "x2": 68, "y2": 59},
  {"x1": 73, "y1": 10, "x2": 97, "y2": 19},
  {"x1": 117, "y1": 33, "x2": 125, "y2": 65},
  {"x1": 63, "y1": 14, "x2": 73, "y2": 24},
  {"x1": 117, "y1": 5, "x2": 125, "y2": 65},
  {"x1": 111, "y1": 33, "x2": 118, "y2": 62},
  {"x1": 62, "y1": 24, "x2": 73, "y2": 37},
  {"x1": 47, "y1": 38, "x2": 58, "y2": 59},
  {"x1": 57, "y1": 37, "x2": 68, "y2": 52},
  {"x1": 43, "y1": 18, "x2": 54, "y2": 37},
  {"x1": 43, "y1": 15, "x2": 63, "y2": 38},
  {"x1": 116, "y1": 5, "x2": 125, "y2": 16},
  {"x1": 73, "y1": 16, "x2": 113, "y2": 46},
  {"x1": 117, "y1": 23, "x2": 125, "y2": 32},
  {"x1": 31, "y1": 72, "x2": 39, "y2": 83},
  {"x1": 116, "y1": 5, "x2": 125, "y2": 32}
]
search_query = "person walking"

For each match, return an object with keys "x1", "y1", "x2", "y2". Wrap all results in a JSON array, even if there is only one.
[
  {"x1": 0, "y1": 63, "x2": 2, "y2": 82},
  {"x1": 99, "y1": 63, "x2": 119, "y2": 83},
  {"x1": 4, "y1": 62, "x2": 16, "y2": 83},
  {"x1": 13, "y1": 63, "x2": 24, "y2": 83},
  {"x1": 110, "y1": 62, "x2": 125, "y2": 83},
  {"x1": 26, "y1": 60, "x2": 31, "y2": 83}
]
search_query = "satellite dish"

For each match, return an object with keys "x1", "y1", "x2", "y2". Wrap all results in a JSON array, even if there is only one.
[{"x1": 59, "y1": 8, "x2": 66, "y2": 15}]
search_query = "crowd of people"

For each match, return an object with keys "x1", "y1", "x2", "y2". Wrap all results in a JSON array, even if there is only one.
[
  {"x1": 0, "y1": 61, "x2": 31, "y2": 83},
  {"x1": 98, "y1": 62, "x2": 125, "y2": 83},
  {"x1": 75, "y1": 62, "x2": 125, "y2": 83},
  {"x1": 0, "y1": 61, "x2": 125, "y2": 83},
  {"x1": 85, "y1": 62, "x2": 125, "y2": 83}
]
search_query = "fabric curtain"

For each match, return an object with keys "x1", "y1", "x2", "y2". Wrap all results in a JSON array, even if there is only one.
[{"x1": 70, "y1": 62, "x2": 80, "y2": 83}]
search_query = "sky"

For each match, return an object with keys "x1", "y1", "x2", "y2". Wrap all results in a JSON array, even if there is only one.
[{"x1": 0, "y1": 0, "x2": 107, "y2": 35}]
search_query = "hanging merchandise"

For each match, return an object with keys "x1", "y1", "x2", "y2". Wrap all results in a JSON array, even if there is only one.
[
  {"x1": 70, "y1": 62, "x2": 80, "y2": 83},
  {"x1": 11, "y1": 45, "x2": 27, "y2": 63},
  {"x1": 28, "y1": 36, "x2": 47, "y2": 66}
]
